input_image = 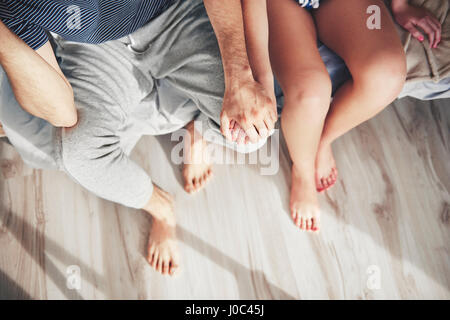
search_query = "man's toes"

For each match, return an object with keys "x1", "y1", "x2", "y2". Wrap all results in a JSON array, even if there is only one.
[
  {"x1": 191, "y1": 177, "x2": 202, "y2": 192},
  {"x1": 148, "y1": 252, "x2": 155, "y2": 265},
  {"x1": 152, "y1": 253, "x2": 159, "y2": 269},
  {"x1": 151, "y1": 250, "x2": 159, "y2": 268},
  {"x1": 192, "y1": 177, "x2": 199, "y2": 189},
  {"x1": 169, "y1": 256, "x2": 181, "y2": 276},
  {"x1": 321, "y1": 178, "x2": 328, "y2": 189},
  {"x1": 154, "y1": 256, "x2": 160, "y2": 272},
  {"x1": 184, "y1": 176, "x2": 194, "y2": 193},
  {"x1": 231, "y1": 125, "x2": 239, "y2": 141},
  {"x1": 147, "y1": 244, "x2": 155, "y2": 261},
  {"x1": 197, "y1": 176, "x2": 204, "y2": 188},
  {"x1": 169, "y1": 263, "x2": 179, "y2": 276},
  {"x1": 305, "y1": 218, "x2": 311, "y2": 231},
  {"x1": 148, "y1": 248, "x2": 157, "y2": 265},
  {"x1": 162, "y1": 260, "x2": 169, "y2": 275},
  {"x1": 156, "y1": 257, "x2": 164, "y2": 273},
  {"x1": 169, "y1": 262, "x2": 176, "y2": 276}
]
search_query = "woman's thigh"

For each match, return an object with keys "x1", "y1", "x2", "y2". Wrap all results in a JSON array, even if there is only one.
[
  {"x1": 313, "y1": 0, "x2": 405, "y2": 81},
  {"x1": 268, "y1": 0, "x2": 331, "y2": 97}
]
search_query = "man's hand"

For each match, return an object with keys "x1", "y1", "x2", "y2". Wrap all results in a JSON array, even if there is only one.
[
  {"x1": 203, "y1": 0, "x2": 277, "y2": 145},
  {"x1": 391, "y1": 2, "x2": 442, "y2": 48},
  {"x1": 221, "y1": 73, "x2": 277, "y2": 144}
]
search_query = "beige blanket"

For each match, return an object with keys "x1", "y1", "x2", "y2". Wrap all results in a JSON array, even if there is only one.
[{"x1": 393, "y1": 0, "x2": 450, "y2": 83}]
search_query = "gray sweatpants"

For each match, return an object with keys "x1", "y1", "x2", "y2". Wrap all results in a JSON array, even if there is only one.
[{"x1": 0, "y1": 0, "x2": 269, "y2": 209}]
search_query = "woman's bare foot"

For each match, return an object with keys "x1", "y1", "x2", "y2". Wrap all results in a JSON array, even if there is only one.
[
  {"x1": 315, "y1": 142, "x2": 338, "y2": 192},
  {"x1": 290, "y1": 165, "x2": 321, "y2": 232},
  {"x1": 144, "y1": 186, "x2": 181, "y2": 276},
  {"x1": 182, "y1": 121, "x2": 213, "y2": 194}
]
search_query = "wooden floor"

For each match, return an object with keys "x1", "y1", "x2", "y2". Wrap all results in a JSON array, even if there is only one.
[{"x1": 0, "y1": 97, "x2": 449, "y2": 300}]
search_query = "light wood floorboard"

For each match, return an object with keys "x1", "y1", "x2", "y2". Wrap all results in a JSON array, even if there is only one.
[{"x1": 0, "y1": 97, "x2": 449, "y2": 299}]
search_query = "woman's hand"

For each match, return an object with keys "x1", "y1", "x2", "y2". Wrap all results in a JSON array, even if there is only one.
[{"x1": 392, "y1": 3, "x2": 442, "y2": 48}]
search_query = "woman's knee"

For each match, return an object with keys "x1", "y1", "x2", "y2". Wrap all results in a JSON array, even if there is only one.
[
  {"x1": 353, "y1": 49, "x2": 407, "y2": 101},
  {"x1": 282, "y1": 72, "x2": 332, "y2": 120}
]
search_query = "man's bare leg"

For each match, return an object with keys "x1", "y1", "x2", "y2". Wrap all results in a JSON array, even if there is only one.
[
  {"x1": 182, "y1": 120, "x2": 213, "y2": 194},
  {"x1": 144, "y1": 185, "x2": 180, "y2": 276}
]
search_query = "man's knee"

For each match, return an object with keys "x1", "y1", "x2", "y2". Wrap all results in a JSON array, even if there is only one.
[
  {"x1": 61, "y1": 128, "x2": 87, "y2": 176},
  {"x1": 61, "y1": 123, "x2": 121, "y2": 179}
]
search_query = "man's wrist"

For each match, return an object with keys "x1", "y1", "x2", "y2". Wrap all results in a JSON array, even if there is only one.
[{"x1": 224, "y1": 63, "x2": 254, "y2": 87}]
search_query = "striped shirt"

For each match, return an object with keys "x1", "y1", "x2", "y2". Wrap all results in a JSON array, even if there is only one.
[
  {"x1": 0, "y1": 0, "x2": 175, "y2": 50},
  {"x1": 297, "y1": 0, "x2": 320, "y2": 10}
]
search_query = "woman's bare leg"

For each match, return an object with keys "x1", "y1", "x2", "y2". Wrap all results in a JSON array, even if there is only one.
[
  {"x1": 268, "y1": 0, "x2": 332, "y2": 232},
  {"x1": 312, "y1": 0, "x2": 406, "y2": 191}
]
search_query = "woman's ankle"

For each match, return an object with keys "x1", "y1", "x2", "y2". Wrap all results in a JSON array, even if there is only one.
[{"x1": 292, "y1": 163, "x2": 315, "y2": 182}]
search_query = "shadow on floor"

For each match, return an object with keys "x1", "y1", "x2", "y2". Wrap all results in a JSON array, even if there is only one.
[
  {"x1": 1, "y1": 190, "x2": 294, "y2": 299},
  {"x1": 0, "y1": 268, "x2": 31, "y2": 300},
  {"x1": 0, "y1": 202, "x2": 104, "y2": 300},
  {"x1": 177, "y1": 226, "x2": 295, "y2": 299}
]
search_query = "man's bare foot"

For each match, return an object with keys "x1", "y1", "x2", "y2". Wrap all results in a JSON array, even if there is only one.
[
  {"x1": 290, "y1": 165, "x2": 321, "y2": 232},
  {"x1": 182, "y1": 121, "x2": 213, "y2": 194},
  {"x1": 144, "y1": 186, "x2": 181, "y2": 276},
  {"x1": 315, "y1": 142, "x2": 338, "y2": 192}
]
